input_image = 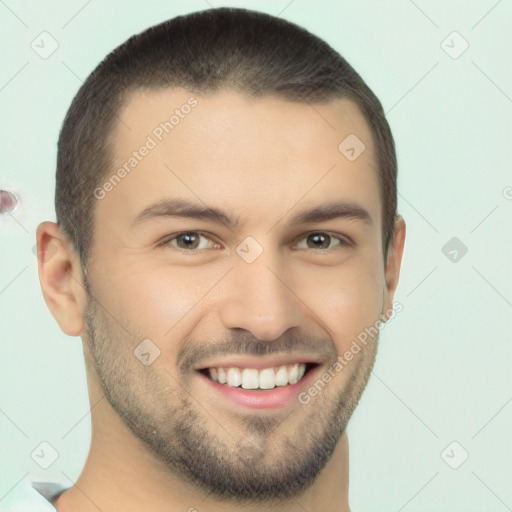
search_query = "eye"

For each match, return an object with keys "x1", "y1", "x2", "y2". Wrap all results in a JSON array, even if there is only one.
[
  {"x1": 294, "y1": 232, "x2": 352, "y2": 250},
  {"x1": 158, "y1": 231, "x2": 221, "y2": 251},
  {"x1": 157, "y1": 231, "x2": 352, "y2": 252}
]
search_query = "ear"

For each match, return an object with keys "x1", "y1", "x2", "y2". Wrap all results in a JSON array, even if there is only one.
[
  {"x1": 35, "y1": 221, "x2": 87, "y2": 337},
  {"x1": 382, "y1": 215, "x2": 406, "y2": 320}
]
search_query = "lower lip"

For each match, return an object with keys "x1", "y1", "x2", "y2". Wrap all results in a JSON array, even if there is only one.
[{"x1": 198, "y1": 366, "x2": 319, "y2": 409}]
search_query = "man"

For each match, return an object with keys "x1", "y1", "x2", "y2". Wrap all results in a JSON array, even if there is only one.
[{"x1": 27, "y1": 6, "x2": 405, "y2": 511}]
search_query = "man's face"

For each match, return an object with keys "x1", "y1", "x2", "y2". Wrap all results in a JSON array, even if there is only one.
[{"x1": 82, "y1": 89, "x2": 393, "y2": 501}]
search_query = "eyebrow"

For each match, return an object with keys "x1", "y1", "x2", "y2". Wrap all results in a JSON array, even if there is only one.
[{"x1": 131, "y1": 197, "x2": 373, "y2": 229}]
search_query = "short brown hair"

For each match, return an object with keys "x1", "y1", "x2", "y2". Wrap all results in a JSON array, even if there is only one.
[{"x1": 55, "y1": 7, "x2": 398, "y2": 273}]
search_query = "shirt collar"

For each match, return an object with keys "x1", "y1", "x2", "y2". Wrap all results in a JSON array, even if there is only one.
[{"x1": 31, "y1": 478, "x2": 69, "y2": 508}]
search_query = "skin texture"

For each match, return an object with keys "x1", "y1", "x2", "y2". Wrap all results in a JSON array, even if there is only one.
[{"x1": 36, "y1": 89, "x2": 406, "y2": 512}]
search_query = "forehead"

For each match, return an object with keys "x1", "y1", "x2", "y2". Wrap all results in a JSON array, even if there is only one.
[
  {"x1": 114, "y1": 88, "x2": 375, "y2": 156},
  {"x1": 101, "y1": 88, "x2": 380, "y2": 231}
]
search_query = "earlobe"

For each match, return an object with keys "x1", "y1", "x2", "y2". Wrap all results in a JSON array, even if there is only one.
[
  {"x1": 382, "y1": 215, "x2": 406, "y2": 319},
  {"x1": 36, "y1": 221, "x2": 86, "y2": 337}
]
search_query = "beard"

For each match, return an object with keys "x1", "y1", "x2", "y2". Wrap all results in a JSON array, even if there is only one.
[{"x1": 82, "y1": 280, "x2": 379, "y2": 505}]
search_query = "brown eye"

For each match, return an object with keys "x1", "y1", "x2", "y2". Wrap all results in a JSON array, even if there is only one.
[
  {"x1": 175, "y1": 232, "x2": 200, "y2": 249},
  {"x1": 159, "y1": 231, "x2": 220, "y2": 251},
  {"x1": 295, "y1": 232, "x2": 351, "y2": 250},
  {"x1": 307, "y1": 233, "x2": 330, "y2": 249}
]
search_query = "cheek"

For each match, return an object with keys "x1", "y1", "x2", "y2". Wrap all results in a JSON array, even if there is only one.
[
  {"x1": 95, "y1": 258, "x2": 214, "y2": 341},
  {"x1": 126, "y1": 267, "x2": 213, "y2": 333},
  {"x1": 293, "y1": 254, "x2": 384, "y2": 349}
]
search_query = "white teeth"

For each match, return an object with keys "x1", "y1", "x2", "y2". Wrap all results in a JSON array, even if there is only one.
[
  {"x1": 227, "y1": 367, "x2": 242, "y2": 387},
  {"x1": 217, "y1": 367, "x2": 227, "y2": 384},
  {"x1": 259, "y1": 368, "x2": 275, "y2": 389},
  {"x1": 288, "y1": 364, "x2": 299, "y2": 384},
  {"x1": 274, "y1": 365, "x2": 288, "y2": 387},
  {"x1": 241, "y1": 369, "x2": 259, "y2": 390},
  {"x1": 206, "y1": 363, "x2": 308, "y2": 389}
]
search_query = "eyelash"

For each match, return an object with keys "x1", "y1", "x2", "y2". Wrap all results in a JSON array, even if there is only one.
[{"x1": 157, "y1": 231, "x2": 353, "y2": 252}]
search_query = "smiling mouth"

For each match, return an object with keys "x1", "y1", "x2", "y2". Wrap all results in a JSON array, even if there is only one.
[{"x1": 197, "y1": 363, "x2": 319, "y2": 391}]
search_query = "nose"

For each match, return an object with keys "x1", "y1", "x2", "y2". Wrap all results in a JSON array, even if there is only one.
[{"x1": 217, "y1": 252, "x2": 303, "y2": 342}]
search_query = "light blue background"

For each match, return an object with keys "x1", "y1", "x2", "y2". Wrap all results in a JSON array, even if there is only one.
[{"x1": 1, "y1": 1, "x2": 511, "y2": 510}]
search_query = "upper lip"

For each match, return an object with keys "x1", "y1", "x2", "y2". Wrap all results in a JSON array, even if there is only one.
[{"x1": 194, "y1": 355, "x2": 322, "y2": 371}]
